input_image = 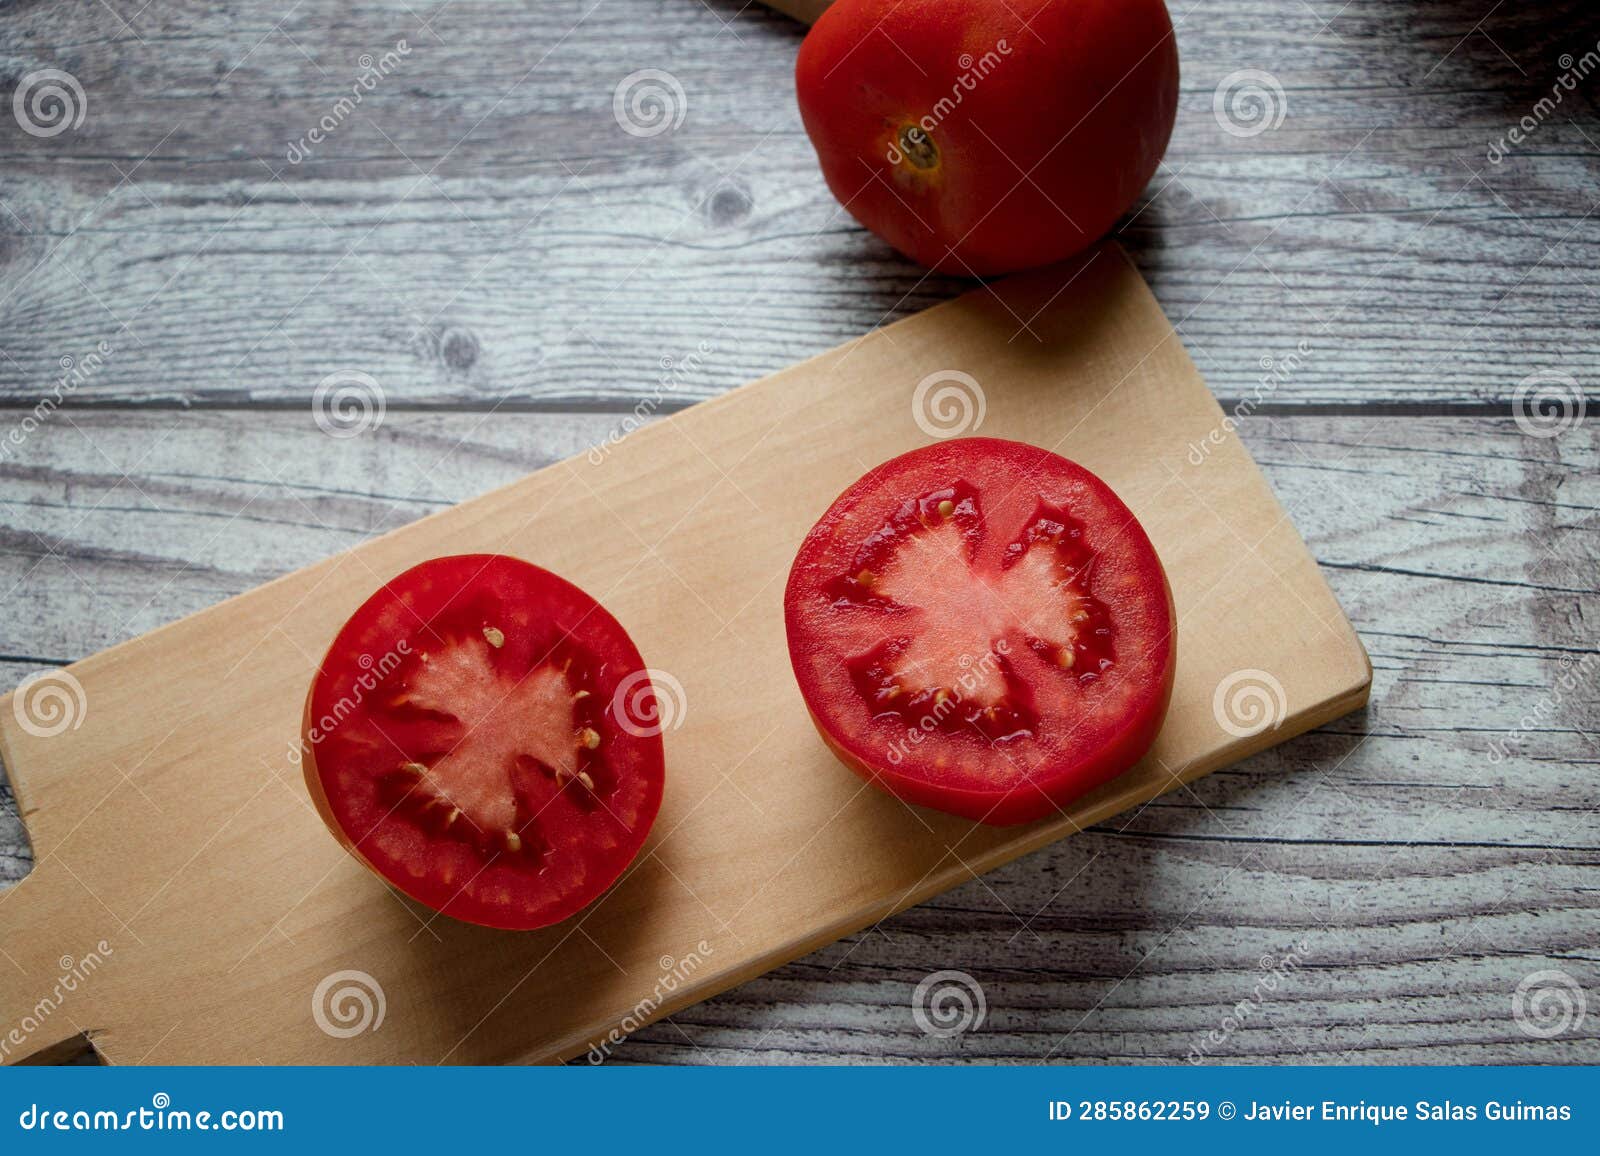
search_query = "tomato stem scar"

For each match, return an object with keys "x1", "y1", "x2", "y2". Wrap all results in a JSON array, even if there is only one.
[{"x1": 897, "y1": 124, "x2": 939, "y2": 171}]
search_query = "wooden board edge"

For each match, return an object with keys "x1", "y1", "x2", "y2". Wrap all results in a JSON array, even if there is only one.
[{"x1": 532, "y1": 654, "x2": 1373, "y2": 1065}]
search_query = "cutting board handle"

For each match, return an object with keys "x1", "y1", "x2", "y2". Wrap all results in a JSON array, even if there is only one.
[{"x1": 0, "y1": 870, "x2": 100, "y2": 1064}]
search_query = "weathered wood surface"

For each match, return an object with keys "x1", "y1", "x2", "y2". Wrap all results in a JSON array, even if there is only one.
[
  {"x1": 1, "y1": 0, "x2": 1597, "y2": 1064},
  {"x1": 0, "y1": 0, "x2": 1597, "y2": 406},
  {"x1": 0, "y1": 412, "x2": 1595, "y2": 1063}
]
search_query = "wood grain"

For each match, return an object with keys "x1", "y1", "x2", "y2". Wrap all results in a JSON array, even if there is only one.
[
  {"x1": 0, "y1": 408, "x2": 1592, "y2": 1064},
  {"x1": 0, "y1": 0, "x2": 1595, "y2": 406}
]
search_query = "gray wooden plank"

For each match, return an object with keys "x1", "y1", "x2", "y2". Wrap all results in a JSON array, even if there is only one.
[
  {"x1": 1, "y1": 0, "x2": 1597, "y2": 407},
  {"x1": 0, "y1": 408, "x2": 1594, "y2": 1063}
]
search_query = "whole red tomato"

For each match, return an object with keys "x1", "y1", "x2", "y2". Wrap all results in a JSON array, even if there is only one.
[{"x1": 795, "y1": 0, "x2": 1179, "y2": 276}]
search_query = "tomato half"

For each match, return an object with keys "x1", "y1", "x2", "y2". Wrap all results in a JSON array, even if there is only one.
[
  {"x1": 302, "y1": 554, "x2": 665, "y2": 930},
  {"x1": 784, "y1": 439, "x2": 1174, "y2": 825},
  {"x1": 795, "y1": 0, "x2": 1179, "y2": 276}
]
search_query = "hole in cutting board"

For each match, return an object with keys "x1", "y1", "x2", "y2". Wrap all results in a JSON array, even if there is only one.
[{"x1": 0, "y1": 755, "x2": 35, "y2": 881}]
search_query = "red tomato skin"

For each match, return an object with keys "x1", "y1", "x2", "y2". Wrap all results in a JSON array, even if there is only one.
[
  {"x1": 784, "y1": 439, "x2": 1176, "y2": 826},
  {"x1": 795, "y1": 0, "x2": 1179, "y2": 276},
  {"x1": 803, "y1": 659, "x2": 1174, "y2": 826},
  {"x1": 301, "y1": 555, "x2": 665, "y2": 931},
  {"x1": 302, "y1": 698, "x2": 391, "y2": 903}
]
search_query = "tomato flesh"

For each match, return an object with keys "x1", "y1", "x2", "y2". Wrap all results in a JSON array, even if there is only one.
[
  {"x1": 302, "y1": 554, "x2": 664, "y2": 930},
  {"x1": 784, "y1": 439, "x2": 1174, "y2": 825}
]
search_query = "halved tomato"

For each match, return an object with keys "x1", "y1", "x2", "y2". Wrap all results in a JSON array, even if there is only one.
[
  {"x1": 784, "y1": 439, "x2": 1174, "y2": 825},
  {"x1": 301, "y1": 554, "x2": 665, "y2": 930}
]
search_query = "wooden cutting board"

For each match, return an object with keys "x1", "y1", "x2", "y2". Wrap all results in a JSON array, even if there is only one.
[{"x1": 0, "y1": 245, "x2": 1369, "y2": 1065}]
